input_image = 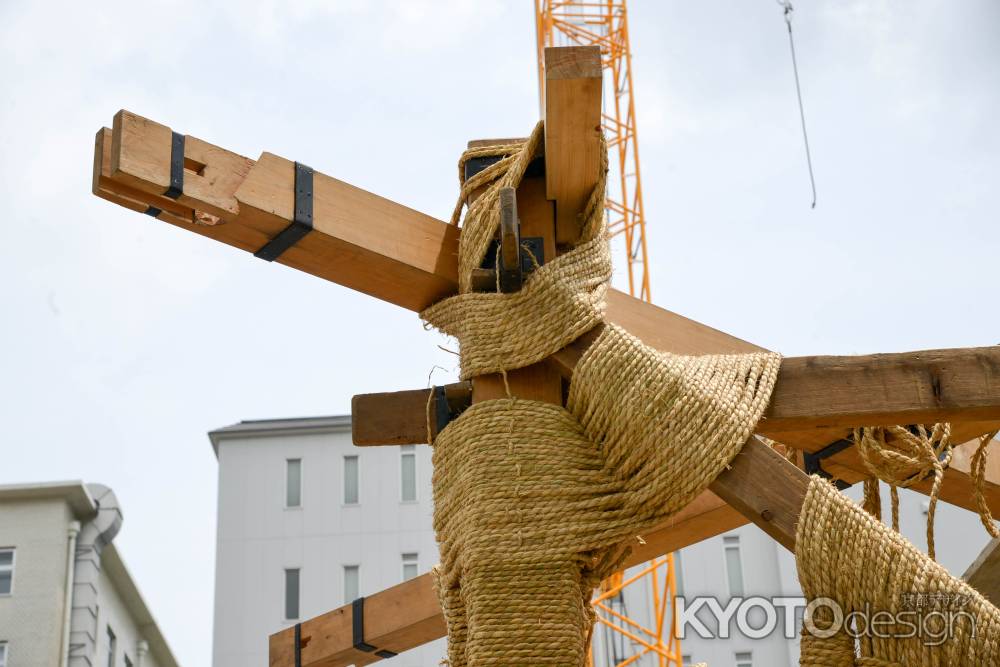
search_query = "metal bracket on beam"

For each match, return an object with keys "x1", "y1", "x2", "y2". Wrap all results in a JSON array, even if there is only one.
[
  {"x1": 293, "y1": 623, "x2": 302, "y2": 667},
  {"x1": 433, "y1": 385, "x2": 453, "y2": 438},
  {"x1": 254, "y1": 162, "x2": 315, "y2": 262},
  {"x1": 352, "y1": 597, "x2": 397, "y2": 659},
  {"x1": 164, "y1": 131, "x2": 185, "y2": 199},
  {"x1": 802, "y1": 438, "x2": 855, "y2": 490},
  {"x1": 463, "y1": 155, "x2": 544, "y2": 182}
]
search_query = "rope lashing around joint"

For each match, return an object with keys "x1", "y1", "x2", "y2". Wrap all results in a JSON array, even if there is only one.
[
  {"x1": 854, "y1": 424, "x2": 953, "y2": 560},
  {"x1": 797, "y1": 476, "x2": 1000, "y2": 666},
  {"x1": 420, "y1": 122, "x2": 1000, "y2": 666},
  {"x1": 423, "y1": 125, "x2": 780, "y2": 666}
]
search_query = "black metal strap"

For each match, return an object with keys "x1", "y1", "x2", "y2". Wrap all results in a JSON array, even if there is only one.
[
  {"x1": 144, "y1": 206, "x2": 162, "y2": 218},
  {"x1": 352, "y1": 597, "x2": 397, "y2": 659},
  {"x1": 164, "y1": 131, "x2": 185, "y2": 199},
  {"x1": 254, "y1": 162, "x2": 314, "y2": 261},
  {"x1": 803, "y1": 438, "x2": 855, "y2": 490},
  {"x1": 294, "y1": 622, "x2": 302, "y2": 667},
  {"x1": 434, "y1": 385, "x2": 452, "y2": 437}
]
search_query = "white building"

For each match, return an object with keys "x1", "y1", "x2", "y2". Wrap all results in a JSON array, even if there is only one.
[
  {"x1": 209, "y1": 416, "x2": 444, "y2": 667},
  {"x1": 0, "y1": 481, "x2": 179, "y2": 667},
  {"x1": 209, "y1": 416, "x2": 994, "y2": 667}
]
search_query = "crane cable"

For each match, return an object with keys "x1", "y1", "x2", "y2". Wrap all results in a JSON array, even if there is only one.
[{"x1": 777, "y1": 0, "x2": 817, "y2": 209}]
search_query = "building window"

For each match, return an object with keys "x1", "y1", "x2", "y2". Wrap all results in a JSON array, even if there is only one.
[
  {"x1": 286, "y1": 458, "x2": 302, "y2": 508},
  {"x1": 0, "y1": 549, "x2": 13, "y2": 595},
  {"x1": 724, "y1": 535, "x2": 744, "y2": 597},
  {"x1": 735, "y1": 651, "x2": 753, "y2": 667},
  {"x1": 402, "y1": 553, "x2": 418, "y2": 581},
  {"x1": 344, "y1": 565, "x2": 360, "y2": 603},
  {"x1": 344, "y1": 456, "x2": 359, "y2": 505},
  {"x1": 400, "y1": 445, "x2": 417, "y2": 502},
  {"x1": 0, "y1": 642, "x2": 7, "y2": 667},
  {"x1": 673, "y1": 550, "x2": 684, "y2": 598},
  {"x1": 285, "y1": 568, "x2": 300, "y2": 620},
  {"x1": 106, "y1": 626, "x2": 117, "y2": 667}
]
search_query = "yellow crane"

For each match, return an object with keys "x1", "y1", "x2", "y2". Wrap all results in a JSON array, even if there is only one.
[{"x1": 535, "y1": 2, "x2": 680, "y2": 666}]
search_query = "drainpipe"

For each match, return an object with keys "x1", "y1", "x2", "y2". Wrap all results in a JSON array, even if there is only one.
[
  {"x1": 68, "y1": 484, "x2": 123, "y2": 667},
  {"x1": 135, "y1": 640, "x2": 149, "y2": 667},
  {"x1": 60, "y1": 521, "x2": 81, "y2": 667}
]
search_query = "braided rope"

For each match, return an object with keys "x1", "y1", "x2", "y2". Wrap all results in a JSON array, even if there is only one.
[
  {"x1": 854, "y1": 424, "x2": 953, "y2": 559},
  {"x1": 423, "y1": 121, "x2": 999, "y2": 666},
  {"x1": 797, "y1": 476, "x2": 1000, "y2": 665},
  {"x1": 425, "y1": 123, "x2": 780, "y2": 665}
]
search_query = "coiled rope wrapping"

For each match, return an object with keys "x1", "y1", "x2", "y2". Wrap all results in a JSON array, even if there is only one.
[
  {"x1": 432, "y1": 343, "x2": 780, "y2": 666},
  {"x1": 855, "y1": 424, "x2": 953, "y2": 560},
  {"x1": 424, "y1": 124, "x2": 781, "y2": 666},
  {"x1": 797, "y1": 476, "x2": 1000, "y2": 666}
]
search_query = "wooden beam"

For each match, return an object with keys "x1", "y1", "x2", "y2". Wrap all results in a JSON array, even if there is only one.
[
  {"x1": 94, "y1": 127, "x2": 192, "y2": 227},
  {"x1": 547, "y1": 325, "x2": 1000, "y2": 434},
  {"x1": 91, "y1": 114, "x2": 1000, "y2": 436},
  {"x1": 234, "y1": 151, "x2": 460, "y2": 312},
  {"x1": 100, "y1": 110, "x2": 460, "y2": 312},
  {"x1": 351, "y1": 382, "x2": 470, "y2": 445},
  {"x1": 543, "y1": 45, "x2": 603, "y2": 245},
  {"x1": 111, "y1": 109, "x2": 254, "y2": 221},
  {"x1": 269, "y1": 440, "x2": 804, "y2": 666},
  {"x1": 963, "y1": 537, "x2": 1000, "y2": 605},
  {"x1": 352, "y1": 343, "x2": 1000, "y2": 451}
]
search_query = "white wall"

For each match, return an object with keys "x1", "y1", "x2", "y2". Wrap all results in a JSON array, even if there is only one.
[
  {"x1": 212, "y1": 426, "x2": 444, "y2": 667},
  {"x1": 0, "y1": 498, "x2": 74, "y2": 666},
  {"x1": 94, "y1": 560, "x2": 161, "y2": 667}
]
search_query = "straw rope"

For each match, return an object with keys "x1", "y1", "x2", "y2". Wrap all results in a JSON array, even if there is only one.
[
  {"x1": 797, "y1": 475, "x2": 1000, "y2": 665},
  {"x1": 422, "y1": 120, "x2": 999, "y2": 667},
  {"x1": 432, "y1": 341, "x2": 779, "y2": 665},
  {"x1": 854, "y1": 425, "x2": 953, "y2": 560},
  {"x1": 424, "y1": 123, "x2": 781, "y2": 666}
]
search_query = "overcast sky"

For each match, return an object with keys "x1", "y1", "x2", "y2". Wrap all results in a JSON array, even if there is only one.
[{"x1": 2, "y1": 1, "x2": 999, "y2": 665}]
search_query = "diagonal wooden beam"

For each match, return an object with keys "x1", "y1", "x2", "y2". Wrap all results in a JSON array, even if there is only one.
[
  {"x1": 98, "y1": 110, "x2": 1000, "y2": 448},
  {"x1": 101, "y1": 109, "x2": 460, "y2": 311},
  {"x1": 963, "y1": 537, "x2": 1000, "y2": 605}
]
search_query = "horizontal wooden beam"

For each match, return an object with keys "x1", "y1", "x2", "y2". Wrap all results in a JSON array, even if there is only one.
[
  {"x1": 351, "y1": 382, "x2": 470, "y2": 446},
  {"x1": 352, "y1": 339, "x2": 1000, "y2": 520},
  {"x1": 353, "y1": 344, "x2": 1000, "y2": 446}
]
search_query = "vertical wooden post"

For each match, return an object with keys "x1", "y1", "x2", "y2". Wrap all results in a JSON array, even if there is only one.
[
  {"x1": 543, "y1": 46, "x2": 604, "y2": 247},
  {"x1": 471, "y1": 45, "x2": 603, "y2": 405}
]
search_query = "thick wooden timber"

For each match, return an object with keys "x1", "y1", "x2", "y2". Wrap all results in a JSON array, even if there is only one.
[
  {"x1": 543, "y1": 45, "x2": 604, "y2": 245},
  {"x1": 100, "y1": 110, "x2": 460, "y2": 312},
  {"x1": 963, "y1": 537, "x2": 1000, "y2": 605},
  {"x1": 91, "y1": 116, "x2": 1000, "y2": 435},
  {"x1": 111, "y1": 109, "x2": 254, "y2": 220},
  {"x1": 351, "y1": 382, "x2": 470, "y2": 446}
]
